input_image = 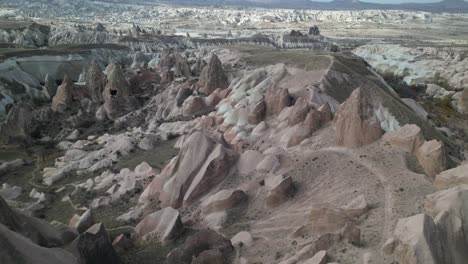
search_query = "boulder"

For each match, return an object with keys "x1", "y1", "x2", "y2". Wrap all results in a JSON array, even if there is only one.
[
  {"x1": 304, "y1": 109, "x2": 322, "y2": 133},
  {"x1": 176, "y1": 86, "x2": 193, "y2": 107},
  {"x1": 0, "y1": 183, "x2": 22, "y2": 200},
  {"x1": 256, "y1": 155, "x2": 280, "y2": 173},
  {"x1": 426, "y1": 84, "x2": 454, "y2": 99},
  {"x1": 340, "y1": 195, "x2": 369, "y2": 218},
  {"x1": 231, "y1": 231, "x2": 253, "y2": 247},
  {"x1": 237, "y1": 150, "x2": 264, "y2": 175},
  {"x1": 285, "y1": 123, "x2": 313, "y2": 147},
  {"x1": 248, "y1": 99, "x2": 266, "y2": 124},
  {"x1": 386, "y1": 214, "x2": 444, "y2": 264},
  {"x1": 149, "y1": 131, "x2": 235, "y2": 208},
  {"x1": 434, "y1": 210, "x2": 468, "y2": 264},
  {"x1": 166, "y1": 229, "x2": 233, "y2": 264},
  {"x1": 382, "y1": 124, "x2": 425, "y2": 154},
  {"x1": 302, "y1": 251, "x2": 327, "y2": 264},
  {"x1": 112, "y1": 234, "x2": 134, "y2": 252},
  {"x1": 52, "y1": 75, "x2": 74, "y2": 113},
  {"x1": 288, "y1": 98, "x2": 310, "y2": 126},
  {"x1": 183, "y1": 144, "x2": 236, "y2": 206},
  {"x1": 197, "y1": 54, "x2": 229, "y2": 95},
  {"x1": 0, "y1": 223, "x2": 78, "y2": 264},
  {"x1": 335, "y1": 88, "x2": 383, "y2": 148},
  {"x1": 266, "y1": 88, "x2": 291, "y2": 115},
  {"x1": 318, "y1": 103, "x2": 333, "y2": 124},
  {"x1": 434, "y1": 163, "x2": 468, "y2": 190},
  {"x1": 85, "y1": 60, "x2": 106, "y2": 103},
  {"x1": 135, "y1": 207, "x2": 183, "y2": 242},
  {"x1": 416, "y1": 140, "x2": 447, "y2": 179},
  {"x1": 182, "y1": 96, "x2": 209, "y2": 116},
  {"x1": 69, "y1": 209, "x2": 95, "y2": 234},
  {"x1": 265, "y1": 174, "x2": 295, "y2": 208},
  {"x1": 192, "y1": 249, "x2": 224, "y2": 264},
  {"x1": 68, "y1": 223, "x2": 120, "y2": 264},
  {"x1": 201, "y1": 189, "x2": 248, "y2": 215}
]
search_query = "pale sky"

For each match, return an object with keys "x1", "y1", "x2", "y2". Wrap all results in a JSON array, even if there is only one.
[{"x1": 311, "y1": 0, "x2": 464, "y2": 3}]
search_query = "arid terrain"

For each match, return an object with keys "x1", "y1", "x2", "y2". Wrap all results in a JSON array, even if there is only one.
[{"x1": 1, "y1": 1, "x2": 468, "y2": 264}]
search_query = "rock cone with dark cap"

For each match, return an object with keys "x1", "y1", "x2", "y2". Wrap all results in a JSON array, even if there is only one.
[
  {"x1": 197, "y1": 54, "x2": 229, "y2": 95},
  {"x1": 52, "y1": 75, "x2": 74, "y2": 113},
  {"x1": 335, "y1": 88, "x2": 383, "y2": 148},
  {"x1": 85, "y1": 60, "x2": 106, "y2": 103}
]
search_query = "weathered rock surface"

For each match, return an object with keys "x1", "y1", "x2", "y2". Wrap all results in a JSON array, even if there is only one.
[
  {"x1": 288, "y1": 98, "x2": 310, "y2": 126},
  {"x1": 197, "y1": 54, "x2": 229, "y2": 95},
  {"x1": 416, "y1": 140, "x2": 447, "y2": 179},
  {"x1": 0, "y1": 223, "x2": 78, "y2": 264},
  {"x1": 85, "y1": 60, "x2": 106, "y2": 103},
  {"x1": 174, "y1": 52, "x2": 192, "y2": 78},
  {"x1": 135, "y1": 207, "x2": 183, "y2": 242},
  {"x1": 45, "y1": 73, "x2": 58, "y2": 97},
  {"x1": 201, "y1": 189, "x2": 248, "y2": 215},
  {"x1": 335, "y1": 88, "x2": 383, "y2": 148},
  {"x1": 382, "y1": 124, "x2": 425, "y2": 154},
  {"x1": 166, "y1": 229, "x2": 233, "y2": 264},
  {"x1": 52, "y1": 75, "x2": 74, "y2": 113},
  {"x1": 387, "y1": 214, "x2": 444, "y2": 264},
  {"x1": 0, "y1": 105, "x2": 33, "y2": 143},
  {"x1": 265, "y1": 174, "x2": 295, "y2": 207},
  {"x1": 68, "y1": 223, "x2": 120, "y2": 264},
  {"x1": 0, "y1": 195, "x2": 66, "y2": 247},
  {"x1": 434, "y1": 163, "x2": 468, "y2": 190},
  {"x1": 266, "y1": 88, "x2": 291, "y2": 115},
  {"x1": 102, "y1": 64, "x2": 136, "y2": 119},
  {"x1": 69, "y1": 209, "x2": 95, "y2": 234},
  {"x1": 141, "y1": 131, "x2": 236, "y2": 208}
]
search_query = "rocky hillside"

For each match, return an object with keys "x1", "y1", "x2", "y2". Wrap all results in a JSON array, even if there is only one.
[{"x1": 1, "y1": 45, "x2": 468, "y2": 264}]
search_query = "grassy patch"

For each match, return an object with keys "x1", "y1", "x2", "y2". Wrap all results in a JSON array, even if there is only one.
[
  {"x1": 380, "y1": 72, "x2": 425, "y2": 99},
  {"x1": 241, "y1": 49, "x2": 332, "y2": 71},
  {"x1": 115, "y1": 138, "x2": 179, "y2": 171},
  {"x1": 120, "y1": 240, "x2": 172, "y2": 264}
]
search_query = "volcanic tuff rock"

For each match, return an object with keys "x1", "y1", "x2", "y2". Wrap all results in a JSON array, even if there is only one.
[
  {"x1": 0, "y1": 195, "x2": 68, "y2": 247},
  {"x1": 166, "y1": 229, "x2": 233, "y2": 264},
  {"x1": 197, "y1": 54, "x2": 229, "y2": 95},
  {"x1": 102, "y1": 64, "x2": 136, "y2": 119},
  {"x1": 0, "y1": 104, "x2": 33, "y2": 143},
  {"x1": 335, "y1": 88, "x2": 383, "y2": 148},
  {"x1": 140, "y1": 131, "x2": 237, "y2": 208},
  {"x1": 174, "y1": 52, "x2": 192, "y2": 78},
  {"x1": 416, "y1": 140, "x2": 447, "y2": 179},
  {"x1": 45, "y1": 73, "x2": 58, "y2": 98},
  {"x1": 0, "y1": 223, "x2": 78, "y2": 264},
  {"x1": 67, "y1": 223, "x2": 120, "y2": 264},
  {"x1": 135, "y1": 207, "x2": 183, "y2": 243},
  {"x1": 52, "y1": 75, "x2": 74, "y2": 113},
  {"x1": 434, "y1": 163, "x2": 468, "y2": 190},
  {"x1": 85, "y1": 60, "x2": 106, "y2": 103}
]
